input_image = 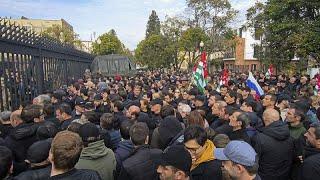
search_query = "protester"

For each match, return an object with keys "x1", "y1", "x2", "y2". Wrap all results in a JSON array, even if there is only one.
[
  {"x1": 118, "y1": 122, "x2": 162, "y2": 180},
  {"x1": 49, "y1": 131, "x2": 102, "y2": 179},
  {"x1": 0, "y1": 146, "x2": 13, "y2": 180},
  {"x1": 252, "y1": 109, "x2": 294, "y2": 180},
  {"x1": 156, "y1": 145, "x2": 192, "y2": 180},
  {"x1": 215, "y1": 140, "x2": 261, "y2": 180},
  {"x1": 76, "y1": 123, "x2": 116, "y2": 180},
  {"x1": 183, "y1": 125, "x2": 220, "y2": 180}
]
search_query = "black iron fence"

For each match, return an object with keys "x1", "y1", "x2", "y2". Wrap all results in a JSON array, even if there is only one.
[{"x1": 0, "y1": 18, "x2": 94, "y2": 111}]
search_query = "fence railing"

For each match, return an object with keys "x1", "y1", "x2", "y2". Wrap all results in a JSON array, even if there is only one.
[{"x1": 0, "y1": 18, "x2": 94, "y2": 111}]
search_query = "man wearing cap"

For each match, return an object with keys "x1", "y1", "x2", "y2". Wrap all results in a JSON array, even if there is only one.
[
  {"x1": 156, "y1": 145, "x2": 192, "y2": 180},
  {"x1": 215, "y1": 140, "x2": 261, "y2": 180},
  {"x1": 72, "y1": 97, "x2": 86, "y2": 119},
  {"x1": 76, "y1": 123, "x2": 116, "y2": 180}
]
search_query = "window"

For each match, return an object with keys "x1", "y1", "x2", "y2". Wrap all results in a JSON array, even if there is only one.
[{"x1": 253, "y1": 45, "x2": 260, "y2": 59}]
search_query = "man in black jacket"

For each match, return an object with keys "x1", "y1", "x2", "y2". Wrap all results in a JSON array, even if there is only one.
[
  {"x1": 300, "y1": 122, "x2": 320, "y2": 180},
  {"x1": 55, "y1": 103, "x2": 74, "y2": 131},
  {"x1": 252, "y1": 109, "x2": 294, "y2": 180},
  {"x1": 49, "y1": 131, "x2": 101, "y2": 180},
  {"x1": 118, "y1": 122, "x2": 162, "y2": 180},
  {"x1": 4, "y1": 110, "x2": 38, "y2": 163}
]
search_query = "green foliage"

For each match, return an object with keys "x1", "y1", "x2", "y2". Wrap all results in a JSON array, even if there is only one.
[
  {"x1": 135, "y1": 34, "x2": 174, "y2": 68},
  {"x1": 42, "y1": 24, "x2": 75, "y2": 45},
  {"x1": 247, "y1": 0, "x2": 320, "y2": 66},
  {"x1": 179, "y1": 27, "x2": 208, "y2": 66},
  {"x1": 146, "y1": 10, "x2": 161, "y2": 38},
  {"x1": 92, "y1": 29, "x2": 125, "y2": 55}
]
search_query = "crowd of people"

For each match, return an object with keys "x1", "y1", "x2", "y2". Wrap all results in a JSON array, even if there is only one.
[{"x1": 0, "y1": 69, "x2": 320, "y2": 180}]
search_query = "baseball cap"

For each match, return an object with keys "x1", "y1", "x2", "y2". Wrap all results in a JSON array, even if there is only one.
[
  {"x1": 214, "y1": 140, "x2": 257, "y2": 166},
  {"x1": 79, "y1": 122, "x2": 100, "y2": 143},
  {"x1": 94, "y1": 94, "x2": 103, "y2": 101},
  {"x1": 150, "y1": 99, "x2": 163, "y2": 106},
  {"x1": 75, "y1": 97, "x2": 86, "y2": 106},
  {"x1": 156, "y1": 145, "x2": 192, "y2": 175}
]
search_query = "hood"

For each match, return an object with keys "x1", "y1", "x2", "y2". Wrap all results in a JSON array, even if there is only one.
[
  {"x1": 117, "y1": 140, "x2": 134, "y2": 151},
  {"x1": 262, "y1": 121, "x2": 290, "y2": 141},
  {"x1": 80, "y1": 140, "x2": 112, "y2": 160},
  {"x1": 11, "y1": 123, "x2": 38, "y2": 140}
]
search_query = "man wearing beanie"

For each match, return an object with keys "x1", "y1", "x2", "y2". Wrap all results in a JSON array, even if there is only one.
[
  {"x1": 76, "y1": 123, "x2": 116, "y2": 180},
  {"x1": 13, "y1": 139, "x2": 52, "y2": 180},
  {"x1": 156, "y1": 145, "x2": 192, "y2": 180}
]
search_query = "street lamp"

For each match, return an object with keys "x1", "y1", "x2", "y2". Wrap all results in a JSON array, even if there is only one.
[
  {"x1": 200, "y1": 41, "x2": 204, "y2": 48},
  {"x1": 96, "y1": 38, "x2": 101, "y2": 55}
]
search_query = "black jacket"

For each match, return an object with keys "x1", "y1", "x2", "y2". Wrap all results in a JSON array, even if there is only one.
[
  {"x1": 229, "y1": 129, "x2": 251, "y2": 144},
  {"x1": 300, "y1": 147, "x2": 320, "y2": 180},
  {"x1": 60, "y1": 118, "x2": 73, "y2": 131},
  {"x1": 13, "y1": 165, "x2": 51, "y2": 180},
  {"x1": 210, "y1": 119, "x2": 233, "y2": 136},
  {"x1": 118, "y1": 145, "x2": 162, "y2": 180},
  {"x1": 190, "y1": 159, "x2": 222, "y2": 180},
  {"x1": 50, "y1": 168, "x2": 102, "y2": 180},
  {"x1": 4, "y1": 123, "x2": 38, "y2": 162},
  {"x1": 252, "y1": 121, "x2": 294, "y2": 180},
  {"x1": 0, "y1": 124, "x2": 13, "y2": 138}
]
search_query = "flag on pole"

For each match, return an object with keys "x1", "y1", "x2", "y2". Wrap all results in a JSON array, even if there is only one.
[
  {"x1": 193, "y1": 51, "x2": 208, "y2": 93},
  {"x1": 246, "y1": 72, "x2": 264, "y2": 96},
  {"x1": 265, "y1": 64, "x2": 274, "y2": 79}
]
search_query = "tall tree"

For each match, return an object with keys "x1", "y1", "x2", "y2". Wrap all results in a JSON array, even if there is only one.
[
  {"x1": 247, "y1": 0, "x2": 320, "y2": 69},
  {"x1": 186, "y1": 0, "x2": 238, "y2": 55},
  {"x1": 179, "y1": 27, "x2": 208, "y2": 67},
  {"x1": 92, "y1": 29, "x2": 125, "y2": 55},
  {"x1": 135, "y1": 34, "x2": 173, "y2": 68},
  {"x1": 146, "y1": 10, "x2": 161, "y2": 38},
  {"x1": 161, "y1": 16, "x2": 187, "y2": 69}
]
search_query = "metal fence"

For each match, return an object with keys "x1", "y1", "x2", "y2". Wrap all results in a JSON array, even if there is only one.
[{"x1": 0, "y1": 18, "x2": 94, "y2": 111}]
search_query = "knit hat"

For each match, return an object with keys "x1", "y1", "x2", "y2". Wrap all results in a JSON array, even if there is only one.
[{"x1": 79, "y1": 122, "x2": 100, "y2": 143}]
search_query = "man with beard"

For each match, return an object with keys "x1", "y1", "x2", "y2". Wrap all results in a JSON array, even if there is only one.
[
  {"x1": 300, "y1": 122, "x2": 320, "y2": 179},
  {"x1": 157, "y1": 145, "x2": 192, "y2": 180},
  {"x1": 215, "y1": 140, "x2": 261, "y2": 180}
]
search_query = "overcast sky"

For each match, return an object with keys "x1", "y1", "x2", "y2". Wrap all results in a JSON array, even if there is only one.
[{"x1": 0, "y1": 0, "x2": 257, "y2": 50}]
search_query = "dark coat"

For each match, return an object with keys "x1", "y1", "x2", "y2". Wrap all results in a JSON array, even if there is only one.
[
  {"x1": 60, "y1": 118, "x2": 73, "y2": 131},
  {"x1": 0, "y1": 124, "x2": 13, "y2": 139},
  {"x1": 190, "y1": 159, "x2": 222, "y2": 180},
  {"x1": 4, "y1": 123, "x2": 38, "y2": 162},
  {"x1": 50, "y1": 168, "x2": 102, "y2": 180},
  {"x1": 210, "y1": 119, "x2": 233, "y2": 136},
  {"x1": 118, "y1": 145, "x2": 162, "y2": 180},
  {"x1": 13, "y1": 165, "x2": 51, "y2": 180},
  {"x1": 115, "y1": 140, "x2": 134, "y2": 175},
  {"x1": 300, "y1": 147, "x2": 320, "y2": 180},
  {"x1": 252, "y1": 121, "x2": 294, "y2": 180},
  {"x1": 229, "y1": 129, "x2": 251, "y2": 144}
]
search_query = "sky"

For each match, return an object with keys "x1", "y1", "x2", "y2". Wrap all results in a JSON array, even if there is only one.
[{"x1": 0, "y1": 0, "x2": 257, "y2": 50}]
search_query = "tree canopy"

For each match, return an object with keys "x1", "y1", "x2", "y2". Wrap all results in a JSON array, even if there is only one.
[
  {"x1": 92, "y1": 29, "x2": 125, "y2": 55},
  {"x1": 146, "y1": 10, "x2": 161, "y2": 38}
]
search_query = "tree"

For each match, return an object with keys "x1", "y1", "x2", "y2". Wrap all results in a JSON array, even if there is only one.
[
  {"x1": 42, "y1": 24, "x2": 76, "y2": 45},
  {"x1": 92, "y1": 29, "x2": 125, "y2": 55},
  {"x1": 247, "y1": 0, "x2": 320, "y2": 69},
  {"x1": 161, "y1": 16, "x2": 187, "y2": 69},
  {"x1": 186, "y1": 0, "x2": 238, "y2": 57},
  {"x1": 178, "y1": 27, "x2": 208, "y2": 67},
  {"x1": 135, "y1": 34, "x2": 173, "y2": 69},
  {"x1": 146, "y1": 10, "x2": 161, "y2": 38}
]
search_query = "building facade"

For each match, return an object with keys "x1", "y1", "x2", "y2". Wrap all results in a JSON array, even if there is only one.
[
  {"x1": 223, "y1": 27, "x2": 261, "y2": 72},
  {"x1": 5, "y1": 16, "x2": 73, "y2": 35}
]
